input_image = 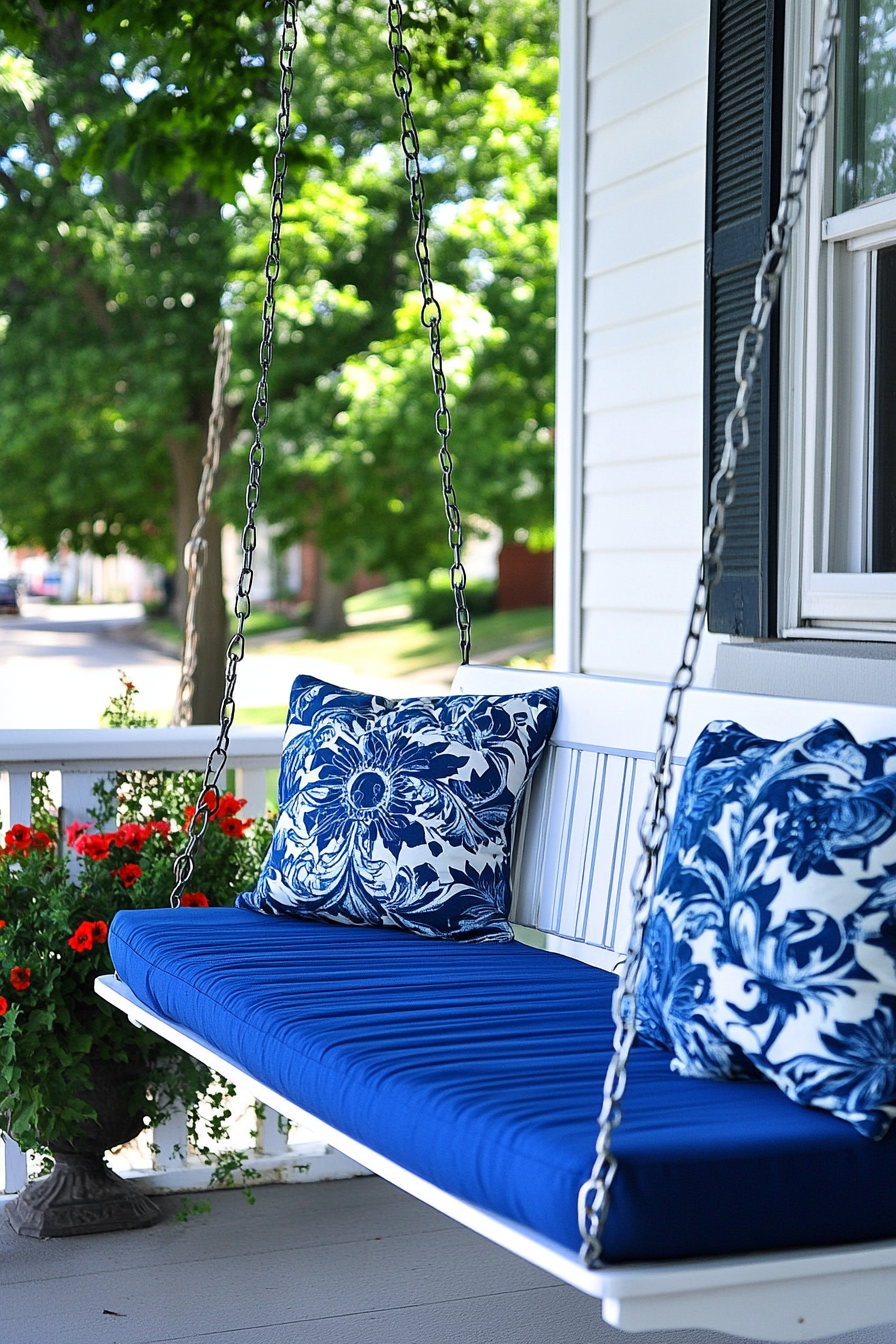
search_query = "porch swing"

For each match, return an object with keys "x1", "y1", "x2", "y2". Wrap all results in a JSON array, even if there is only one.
[{"x1": 97, "y1": 1, "x2": 896, "y2": 1338}]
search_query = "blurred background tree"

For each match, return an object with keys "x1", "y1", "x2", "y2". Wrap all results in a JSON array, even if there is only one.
[{"x1": 0, "y1": 0, "x2": 557, "y2": 705}]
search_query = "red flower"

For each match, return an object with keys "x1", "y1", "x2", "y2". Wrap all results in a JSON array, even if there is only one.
[
  {"x1": 218, "y1": 815, "x2": 253, "y2": 839},
  {"x1": 216, "y1": 793, "x2": 246, "y2": 819},
  {"x1": 112, "y1": 863, "x2": 142, "y2": 888},
  {"x1": 148, "y1": 819, "x2": 171, "y2": 840},
  {"x1": 10, "y1": 966, "x2": 31, "y2": 991},
  {"x1": 184, "y1": 792, "x2": 246, "y2": 830},
  {"x1": 66, "y1": 820, "x2": 91, "y2": 846},
  {"x1": 113, "y1": 822, "x2": 153, "y2": 853},
  {"x1": 0, "y1": 997, "x2": 7, "y2": 1015},
  {"x1": 31, "y1": 831, "x2": 53, "y2": 851},
  {"x1": 91, "y1": 920, "x2": 108, "y2": 944},
  {"x1": 0, "y1": 920, "x2": 5, "y2": 929},
  {"x1": 75, "y1": 833, "x2": 113, "y2": 861},
  {"x1": 68, "y1": 923, "x2": 94, "y2": 953},
  {"x1": 4, "y1": 825, "x2": 32, "y2": 853},
  {"x1": 180, "y1": 891, "x2": 209, "y2": 908}
]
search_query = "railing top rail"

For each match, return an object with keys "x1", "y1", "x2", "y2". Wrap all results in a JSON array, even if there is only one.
[{"x1": 0, "y1": 725, "x2": 285, "y2": 771}]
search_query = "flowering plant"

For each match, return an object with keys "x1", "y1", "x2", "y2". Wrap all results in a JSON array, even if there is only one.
[{"x1": 0, "y1": 680, "x2": 275, "y2": 1160}]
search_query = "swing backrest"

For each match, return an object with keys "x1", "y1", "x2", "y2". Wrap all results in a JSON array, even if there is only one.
[{"x1": 453, "y1": 664, "x2": 896, "y2": 972}]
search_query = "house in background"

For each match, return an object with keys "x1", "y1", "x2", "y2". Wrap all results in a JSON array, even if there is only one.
[{"x1": 554, "y1": 0, "x2": 896, "y2": 706}]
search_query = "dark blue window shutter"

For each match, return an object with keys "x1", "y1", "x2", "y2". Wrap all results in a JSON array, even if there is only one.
[{"x1": 704, "y1": 0, "x2": 785, "y2": 636}]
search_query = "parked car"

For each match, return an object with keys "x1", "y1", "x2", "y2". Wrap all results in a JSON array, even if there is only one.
[{"x1": 0, "y1": 579, "x2": 21, "y2": 615}]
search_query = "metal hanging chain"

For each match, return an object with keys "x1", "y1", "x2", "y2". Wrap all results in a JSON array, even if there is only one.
[
  {"x1": 173, "y1": 319, "x2": 233, "y2": 729},
  {"x1": 387, "y1": 0, "x2": 472, "y2": 666},
  {"x1": 170, "y1": 2, "x2": 298, "y2": 907},
  {"x1": 577, "y1": 0, "x2": 842, "y2": 1266}
]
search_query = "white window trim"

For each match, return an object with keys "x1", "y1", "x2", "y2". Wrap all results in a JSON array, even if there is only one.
[{"x1": 779, "y1": 0, "x2": 896, "y2": 641}]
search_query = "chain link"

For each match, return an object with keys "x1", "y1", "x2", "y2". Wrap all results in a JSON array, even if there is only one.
[
  {"x1": 387, "y1": 0, "x2": 472, "y2": 665},
  {"x1": 170, "y1": 2, "x2": 298, "y2": 906},
  {"x1": 577, "y1": 0, "x2": 842, "y2": 1265},
  {"x1": 173, "y1": 319, "x2": 233, "y2": 729}
]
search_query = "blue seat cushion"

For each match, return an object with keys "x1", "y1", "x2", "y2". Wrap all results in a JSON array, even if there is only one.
[{"x1": 109, "y1": 907, "x2": 896, "y2": 1264}]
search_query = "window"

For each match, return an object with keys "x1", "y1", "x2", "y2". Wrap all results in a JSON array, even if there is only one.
[{"x1": 788, "y1": 0, "x2": 896, "y2": 632}]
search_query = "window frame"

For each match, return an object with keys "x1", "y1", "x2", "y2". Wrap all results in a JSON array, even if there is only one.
[{"x1": 780, "y1": 0, "x2": 896, "y2": 638}]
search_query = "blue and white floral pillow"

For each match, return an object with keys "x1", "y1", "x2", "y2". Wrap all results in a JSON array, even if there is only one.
[
  {"x1": 237, "y1": 675, "x2": 559, "y2": 943},
  {"x1": 636, "y1": 719, "x2": 896, "y2": 1138}
]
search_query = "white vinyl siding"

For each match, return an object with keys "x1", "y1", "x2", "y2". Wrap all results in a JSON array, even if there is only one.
[{"x1": 567, "y1": 0, "x2": 718, "y2": 680}]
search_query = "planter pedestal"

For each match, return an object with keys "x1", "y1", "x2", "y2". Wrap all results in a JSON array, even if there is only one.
[
  {"x1": 6, "y1": 1152, "x2": 160, "y2": 1238},
  {"x1": 4, "y1": 1053, "x2": 161, "y2": 1238}
]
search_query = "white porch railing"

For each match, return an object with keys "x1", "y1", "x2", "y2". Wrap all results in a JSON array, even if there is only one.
[{"x1": 0, "y1": 726, "x2": 367, "y2": 1196}]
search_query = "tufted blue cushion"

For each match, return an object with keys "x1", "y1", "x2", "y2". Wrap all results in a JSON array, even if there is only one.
[
  {"x1": 637, "y1": 718, "x2": 896, "y2": 1138},
  {"x1": 237, "y1": 674, "x2": 558, "y2": 942}
]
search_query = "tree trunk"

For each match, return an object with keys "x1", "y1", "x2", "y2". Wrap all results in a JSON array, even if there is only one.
[
  {"x1": 311, "y1": 561, "x2": 351, "y2": 636},
  {"x1": 166, "y1": 432, "x2": 228, "y2": 724}
]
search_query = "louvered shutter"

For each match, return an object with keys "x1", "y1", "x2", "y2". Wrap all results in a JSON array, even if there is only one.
[{"x1": 704, "y1": 0, "x2": 784, "y2": 636}]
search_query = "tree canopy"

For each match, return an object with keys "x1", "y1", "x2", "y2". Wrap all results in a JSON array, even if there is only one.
[{"x1": 0, "y1": 0, "x2": 558, "y2": 589}]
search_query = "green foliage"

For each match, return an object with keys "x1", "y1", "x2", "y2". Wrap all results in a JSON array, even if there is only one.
[
  {"x1": 410, "y1": 570, "x2": 496, "y2": 628},
  {"x1": 223, "y1": 0, "x2": 558, "y2": 580},
  {"x1": 0, "y1": 679, "x2": 275, "y2": 1158},
  {"x1": 0, "y1": 0, "x2": 557, "y2": 583},
  {"x1": 100, "y1": 672, "x2": 158, "y2": 728}
]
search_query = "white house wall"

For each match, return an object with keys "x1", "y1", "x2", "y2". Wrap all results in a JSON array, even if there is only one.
[{"x1": 558, "y1": 0, "x2": 719, "y2": 682}]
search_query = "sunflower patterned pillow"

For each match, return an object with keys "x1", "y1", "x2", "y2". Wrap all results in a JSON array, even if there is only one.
[
  {"x1": 636, "y1": 718, "x2": 896, "y2": 1138},
  {"x1": 237, "y1": 674, "x2": 559, "y2": 943}
]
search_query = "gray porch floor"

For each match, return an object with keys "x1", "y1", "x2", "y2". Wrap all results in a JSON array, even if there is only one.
[{"x1": 2, "y1": 1175, "x2": 895, "y2": 1344}]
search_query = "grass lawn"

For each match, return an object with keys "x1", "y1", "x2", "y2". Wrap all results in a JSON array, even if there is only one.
[
  {"x1": 252, "y1": 605, "x2": 552, "y2": 675},
  {"x1": 235, "y1": 605, "x2": 553, "y2": 726},
  {"x1": 146, "y1": 607, "x2": 308, "y2": 647}
]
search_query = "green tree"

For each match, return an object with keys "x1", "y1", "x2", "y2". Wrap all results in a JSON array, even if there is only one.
[
  {"x1": 223, "y1": 0, "x2": 558, "y2": 622},
  {"x1": 0, "y1": 0, "x2": 556, "y2": 661},
  {"x1": 0, "y1": 0, "x2": 290, "y2": 718}
]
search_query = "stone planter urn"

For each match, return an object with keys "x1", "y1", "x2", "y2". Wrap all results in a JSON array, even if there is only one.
[{"x1": 5, "y1": 1055, "x2": 161, "y2": 1238}]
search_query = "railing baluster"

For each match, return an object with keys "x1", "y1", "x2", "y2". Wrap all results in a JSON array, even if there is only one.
[
  {"x1": 1, "y1": 1132, "x2": 27, "y2": 1194},
  {"x1": 235, "y1": 767, "x2": 268, "y2": 821},
  {"x1": 0, "y1": 769, "x2": 32, "y2": 830},
  {"x1": 152, "y1": 1103, "x2": 189, "y2": 1170},
  {"x1": 255, "y1": 1104, "x2": 290, "y2": 1158}
]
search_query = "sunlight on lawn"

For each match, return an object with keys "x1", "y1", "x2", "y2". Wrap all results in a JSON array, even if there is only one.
[{"x1": 235, "y1": 604, "x2": 553, "y2": 726}]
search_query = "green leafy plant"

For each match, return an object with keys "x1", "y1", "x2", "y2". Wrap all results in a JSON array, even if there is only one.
[
  {"x1": 411, "y1": 571, "x2": 497, "y2": 629},
  {"x1": 0, "y1": 680, "x2": 275, "y2": 1176}
]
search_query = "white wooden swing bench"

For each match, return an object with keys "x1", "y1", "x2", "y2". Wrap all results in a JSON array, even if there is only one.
[
  {"x1": 98, "y1": 662, "x2": 896, "y2": 1343},
  {"x1": 93, "y1": 3, "x2": 896, "y2": 1336}
]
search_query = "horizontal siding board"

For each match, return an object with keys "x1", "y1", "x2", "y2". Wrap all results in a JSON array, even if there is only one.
[
  {"x1": 582, "y1": 549, "x2": 702, "y2": 613},
  {"x1": 585, "y1": 304, "x2": 703, "y2": 359},
  {"x1": 585, "y1": 453, "x2": 702, "y2": 494},
  {"x1": 586, "y1": 80, "x2": 707, "y2": 191},
  {"x1": 585, "y1": 245, "x2": 704, "y2": 334},
  {"x1": 586, "y1": 145, "x2": 705, "y2": 223},
  {"x1": 584, "y1": 399, "x2": 703, "y2": 465},
  {"x1": 585, "y1": 158, "x2": 705, "y2": 276},
  {"x1": 588, "y1": 19, "x2": 709, "y2": 129},
  {"x1": 588, "y1": 0, "x2": 708, "y2": 77},
  {"x1": 584, "y1": 330, "x2": 703, "y2": 413},
  {"x1": 583, "y1": 485, "x2": 701, "y2": 552},
  {"x1": 581, "y1": 609, "x2": 721, "y2": 682}
]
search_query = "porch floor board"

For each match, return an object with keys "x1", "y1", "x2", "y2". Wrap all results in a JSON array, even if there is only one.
[{"x1": 0, "y1": 1175, "x2": 891, "y2": 1344}]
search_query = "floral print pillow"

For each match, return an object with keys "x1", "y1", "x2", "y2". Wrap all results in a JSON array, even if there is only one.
[
  {"x1": 636, "y1": 719, "x2": 896, "y2": 1138},
  {"x1": 238, "y1": 675, "x2": 559, "y2": 943}
]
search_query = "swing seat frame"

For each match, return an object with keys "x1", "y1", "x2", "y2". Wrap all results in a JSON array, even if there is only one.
[{"x1": 97, "y1": 664, "x2": 896, "y2": 1341}]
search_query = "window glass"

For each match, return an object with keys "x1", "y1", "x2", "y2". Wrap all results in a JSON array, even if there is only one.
[{"x1": 835, "y1": 0, "x2": 896, "y2": 213}]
